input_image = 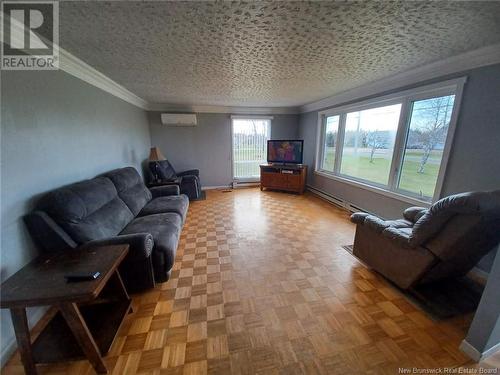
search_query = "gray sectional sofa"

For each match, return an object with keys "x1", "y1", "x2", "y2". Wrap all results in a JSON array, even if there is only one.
[{"x1": 25, "y1": 167, "x2": 189, "y2": 292}]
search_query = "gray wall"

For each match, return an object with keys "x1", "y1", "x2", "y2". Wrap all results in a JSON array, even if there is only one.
[
  {"x1": 464, "y1": 245, "x2": 500, "y2": 355},
  {"x1": 299, "y1": 63, "x2": 500, "y2": 271},
  {"x1": 148, "y1": 113, "x2": 299, "y2": 187},
  {"x1": 0, "y1": 70, "x2": 151, "y2": 363}
]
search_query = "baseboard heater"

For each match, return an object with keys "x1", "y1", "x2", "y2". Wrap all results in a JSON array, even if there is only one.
[
  {"x1": 306, "y1": 185, "x2": 369, "y2": 214},
  {"x1": 201, "y1": 185, "x2": 231, "y2": 191},
  {"x1": 232, "y1": 181, "x2": 260, "y2": 189}
]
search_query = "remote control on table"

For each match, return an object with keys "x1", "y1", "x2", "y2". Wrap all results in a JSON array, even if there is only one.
[{"x1": 64, "y1": 272, "x2": 101, "y2": 282}]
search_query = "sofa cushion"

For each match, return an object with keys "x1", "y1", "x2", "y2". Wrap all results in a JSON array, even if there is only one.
[
  {"x1": 104, "y1": 167, "x2": 152, "y2": 216},
  {"x1": 38, "y1": 177, "x2": 134, "y2": 244},
  {"x1": 120, "y1": 213, "x2": 182, "y2": 272},
  {"x1": 139, "y1": 195, "x2": 189, "y2": 221}
]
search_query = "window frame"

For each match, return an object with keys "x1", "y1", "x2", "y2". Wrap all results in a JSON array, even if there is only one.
[
  {"x1": 230, "y1": 115, "x2": 273, "y2": 183},
  {"x1": 318, "y1": 113, "x2": 341, "y2": 172},
  {"x1": 314, "y1": 77, "x2": 467, "y2": 205}
]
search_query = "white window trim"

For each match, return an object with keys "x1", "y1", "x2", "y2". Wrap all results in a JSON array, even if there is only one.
[
  {"x1": 314, "y1": 77, "x2": 467, "y2": 205},
  {"x1": 230, "y1": 116, "x2": 272, "y2": 183},
  {"x1": 230, "y1": 115, "x2": 274, "y2": 120}
]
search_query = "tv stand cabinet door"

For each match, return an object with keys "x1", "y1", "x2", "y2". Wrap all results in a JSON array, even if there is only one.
[
  {"x1": 286, "y1": 174, "x2": 302, "y2": 190},
  {"x1": 268, "y1": 173, "x2": 287, "y2": 188},
  {"x1": 260, "y1": 172, "x2": 274, "y2": 187}
]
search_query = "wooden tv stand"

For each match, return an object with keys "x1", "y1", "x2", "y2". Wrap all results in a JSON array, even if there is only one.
[{"x1": 260, "y1": 163, "x2": 307, "y2": 194}]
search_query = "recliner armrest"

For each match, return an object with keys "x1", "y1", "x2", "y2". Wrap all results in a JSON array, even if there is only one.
[
  {"x1": 364, "y1": 215, "x2": 392, "y2": 233},
  {"x1": 350, "y1": 212, "x2": 369, "y2": 224},
  {"x1": 80, "y1": 233, "x2": 154, "y2": 261},
  {"x1": 149, "y1": 185, "x2": 180, "y2": 198},
  {"x1": 177, "y1": 169, "x2": 199, "y2": 178},
  {"x1": 24, "y1": 211, "x2": 78, "y2": 253},
  {"x1": 403, "y1": 207, "x2": 428, "y2": 223},
  {"x1": 382, "y1": 227, "x2": 413, "y2": 248},
  {"x1": 180, "y1": 174, "x2": 198, "y2": 183}
]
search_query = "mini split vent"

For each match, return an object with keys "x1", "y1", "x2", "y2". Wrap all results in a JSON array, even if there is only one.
[{"x1": 160, "y1": 113, "x2": 197, "y2": 126}]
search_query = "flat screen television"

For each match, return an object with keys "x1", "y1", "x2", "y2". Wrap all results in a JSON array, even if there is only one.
[{"x1": 267, "y1": 140, "x2": 304, "y2": 164}]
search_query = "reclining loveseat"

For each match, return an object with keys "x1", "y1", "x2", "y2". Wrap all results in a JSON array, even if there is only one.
[{"x1": 24, "y1": 167, "x2": 189, "y2": 292}]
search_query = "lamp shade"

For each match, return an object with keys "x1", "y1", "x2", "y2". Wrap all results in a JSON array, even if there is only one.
[{"x1": 149, "y1": 147, "x2": 166, "y2": 161}]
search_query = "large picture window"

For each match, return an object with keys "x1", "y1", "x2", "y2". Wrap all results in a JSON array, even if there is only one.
[
  {"x1": 340, "y1": 104, "x2": 401, "y2": 186},
  {"x1": 315, "y1": 78, "x2": 464, "y2": 203},
  {"x1": 397, "y1": 95, "x2": 455, "y2": 198}
]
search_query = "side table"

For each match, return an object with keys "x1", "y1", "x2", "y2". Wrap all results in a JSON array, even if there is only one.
[{"x1": 0, "y1": 244, "x2": 131, "y2": 375}]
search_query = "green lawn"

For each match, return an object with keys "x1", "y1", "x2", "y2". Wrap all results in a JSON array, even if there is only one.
[
  {"x1": 234, "y1": 148, "x2": 266, "y2": 161},
  {"x1": 233, "y1": 147, "x2": 267, "y2": 178},
  {"x1": 399, "y1": 159, "x2": 439, "y2": 197},
  {"x1": 403, "y1": 149, "x2": 441, "y2": 161},
  {"x1": 322, "y1": 148, "x2": 440, "y2": 198},
  {"x1": 234, "y1": 144, "x2": 441, "y2": 198}
]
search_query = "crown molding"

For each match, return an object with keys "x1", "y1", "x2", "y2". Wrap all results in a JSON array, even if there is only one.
[
  {"x1": 59, "y1": 48, "x2": 149, "y2": 109},
  {"x1": 147, "y1": 103, "x2": 299, "y2": 115},
  {"x1": 3, "y1": 14, "x2": 148, "y2": 109},
  {"x1": 300, "y1": 43, "x2": 500, "y2": 113}
]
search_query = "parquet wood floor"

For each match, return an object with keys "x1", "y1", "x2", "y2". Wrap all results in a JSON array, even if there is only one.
[{"x1": 2, "y1": 188, "x2": 485, "y2": 374}]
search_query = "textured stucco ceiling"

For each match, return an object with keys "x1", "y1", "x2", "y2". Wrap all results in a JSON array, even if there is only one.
[{"x1": 59, "y1": 1, "x2": 500, "y2": 107}]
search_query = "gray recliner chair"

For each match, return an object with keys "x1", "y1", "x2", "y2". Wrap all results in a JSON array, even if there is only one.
[
  {"x1": 149, "y1": 160, "x2": 202, "y2": 200},
  {"x1": 350, "y1": 190, "x2": 500, "y2": 289}
]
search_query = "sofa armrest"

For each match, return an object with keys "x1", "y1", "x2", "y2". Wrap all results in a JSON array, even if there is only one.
[
  {"x1": 24, "y1": 211, "x2": 78, "y2": 253},
  {"x1": 403, "y1": 207, "x2": 428, "y2": 223},
  {"x1": 177, "y1": 169, "x2": 199, "y2": 178},
  {"x1": 149, "y1": 185, "x2": 180, "y2": 198},
  {"x1": 80, "y1": 233, "x2": 154, "y2": 261},
  {"x1": 350, "y1": 212, "x2": 370, "y2": 224}
]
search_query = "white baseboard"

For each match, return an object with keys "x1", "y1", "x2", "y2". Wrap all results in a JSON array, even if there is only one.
[
  {"x1": 201, "y1": 185, "x2": 231, "y2": 191},
  {"x1": 233, "y1": 181, "x2": 259, "y2": 189},
  {"x1": 460, "y1": 340, "x2": 482, "y2": 362},
  {"x1": 0, "y1": 306, "x2": 48, "y2": 367},
  {"x1": 201, "y1": 182, "x2": 259, "y2": 190},
  {"x1": 460, "y1": 339, "x2": 500, "y2": 362},
  {"x1": 481, "y1": 341, "x2": 500, "y2": 361}
]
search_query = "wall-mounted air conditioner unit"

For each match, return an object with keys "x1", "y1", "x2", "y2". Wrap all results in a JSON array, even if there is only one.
[{"x1": 160, "y1": 113, "x2": 197, "y2": 127}]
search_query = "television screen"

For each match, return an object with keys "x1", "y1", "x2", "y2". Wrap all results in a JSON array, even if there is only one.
[{"x1": 267, "y1": 140, "x2": 304, "y2": 164}]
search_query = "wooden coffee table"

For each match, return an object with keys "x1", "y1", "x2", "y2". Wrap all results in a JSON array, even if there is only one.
[{"x1": 0, "y1": 244, "x2": 131, "y2": 375}]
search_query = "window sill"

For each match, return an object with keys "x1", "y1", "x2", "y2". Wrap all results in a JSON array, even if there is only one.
[{"x1": 313, "y1": 170, "x2": 432, "y2": 207}]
